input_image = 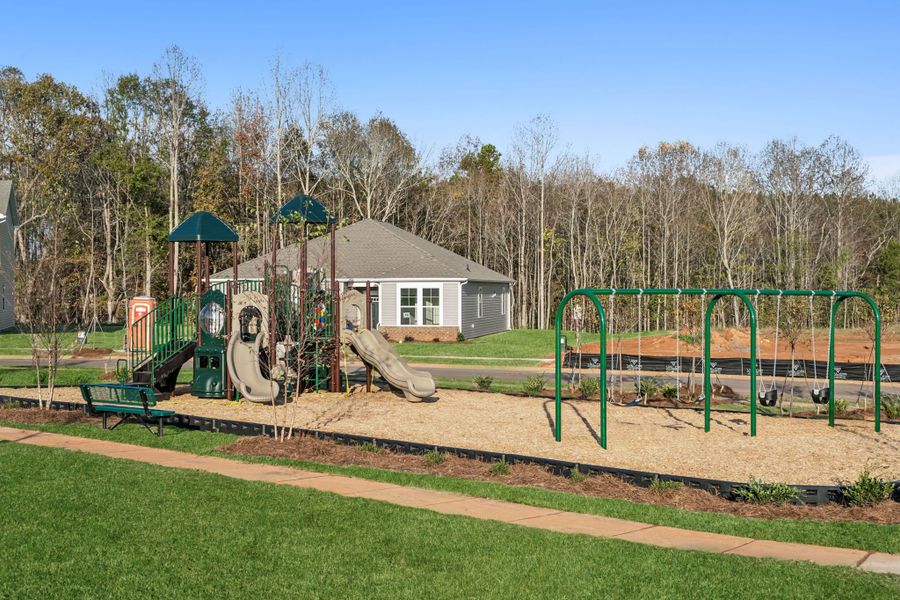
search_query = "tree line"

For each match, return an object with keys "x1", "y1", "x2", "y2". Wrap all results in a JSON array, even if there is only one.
[{"x1": 2, "y1": 45, "x2": 898, "y2": 336}]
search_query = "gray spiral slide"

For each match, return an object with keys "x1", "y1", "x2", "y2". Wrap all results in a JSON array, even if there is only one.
[
  {"x1": 226, "y1": 291, "x2": 280, "y2": 403},
  {"x1": 342, "y1": 328, "x2": 436, "y2": 401},
  {"x1": 227, "y1": 329, "x2": 280, "y2": 402}
]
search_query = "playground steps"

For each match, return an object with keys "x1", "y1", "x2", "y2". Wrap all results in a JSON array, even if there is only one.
[
  {"x1": 132, "y1": 341, "x2": 196, "y2": 393},
  {"x1": 130, "y1": 295, "x2": 197, "y2": 392}
]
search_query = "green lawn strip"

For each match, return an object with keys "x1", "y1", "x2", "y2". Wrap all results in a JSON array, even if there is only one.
[
  {"x1": 1, "y1": 443, "x2": 896, "y2": 599},
  {"x1": 0, "y1": 325, "x2": 125, "y2": 356},
  {"x1": 3, "y1": 419, "x2": 898, "y2": 554},
  {"x1": 0, "y1": 367, "x2": 193, "y2": 387},
  {"x1": 394, "y1": 328, "x2": 671, "y2": 361}
]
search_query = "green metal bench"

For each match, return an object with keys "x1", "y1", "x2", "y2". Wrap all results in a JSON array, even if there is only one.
[{"x1": 79, "y1": 384, "x2": 175, "y2": 436}]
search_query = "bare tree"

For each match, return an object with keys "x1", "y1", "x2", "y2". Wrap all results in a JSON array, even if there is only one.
[{"x1": 150, "y1": 45, "x2": 203, "y2": 293}]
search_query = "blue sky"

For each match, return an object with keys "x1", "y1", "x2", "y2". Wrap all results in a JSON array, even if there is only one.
[{"x1": 3, "y1": 1, "x2": 899, "y2": 179}]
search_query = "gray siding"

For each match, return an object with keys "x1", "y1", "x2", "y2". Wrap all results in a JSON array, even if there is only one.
[
  {"x1": 0, "y1": 218, "x2": 14, "y2": 331},
  {"x1": 442, "y1": 281, "x2": 459, "y2": 327},
  {"x1": 379, "y1": 282, "x2": 397, "y2": 326},
  {"x1": 461, "y1": 282, "x2": 510, "y2": 339}
]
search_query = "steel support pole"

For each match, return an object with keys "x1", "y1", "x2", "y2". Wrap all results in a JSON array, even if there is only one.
[
  {"x1": 365, "y1": 280, "x2": 372, "y2": 393},
  {"x1": 555, "y1": 290, "x2": 607, "y2": 447},
  {"x1": 330, "y1": 222, "x2": 339, "y2": 393},
  {"x1": 195, "y1": 241, "x2": 202, "y2": 347}
]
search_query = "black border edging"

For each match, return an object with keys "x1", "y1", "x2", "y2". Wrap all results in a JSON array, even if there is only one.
[{"x1": 2, "y1": 394, "x2": 897, "y2": 506}]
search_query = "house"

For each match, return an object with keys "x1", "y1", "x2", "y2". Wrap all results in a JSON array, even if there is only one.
[
  {"x1": 0, "y1": 181, "x2": 16, "y2": 331},
  {"x1": 214, "y1": 218, "x2": 514, "y2": 341}
]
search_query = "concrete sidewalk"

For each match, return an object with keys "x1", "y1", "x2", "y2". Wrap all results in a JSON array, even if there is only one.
[{"x1": 0, "y1": 425, "x2": 897, "y2": 575}]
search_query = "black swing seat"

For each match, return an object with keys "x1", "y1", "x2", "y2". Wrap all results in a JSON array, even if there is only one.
[
  {"x1": 810, "y1": 387, "x2": 830, "y2": 405},
  {"x1": 80, "y1": 384, "x2": 175, "y2": 436},
  {"x1": 758, "y1": 388, "x2": 778, "y2": 407}
]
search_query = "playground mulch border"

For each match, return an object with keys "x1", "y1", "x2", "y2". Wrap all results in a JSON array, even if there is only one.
[
  {"x1": 221, "y1": 434, "x2": 900, "y2": 525},
  {"x1": 0, "y1": 402, "x2": 897, "y2": 523}
]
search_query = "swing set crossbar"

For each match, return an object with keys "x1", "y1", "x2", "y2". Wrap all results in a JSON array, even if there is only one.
[{"x1": 554, "y1": 288, "x2": 883, "y2": 449}]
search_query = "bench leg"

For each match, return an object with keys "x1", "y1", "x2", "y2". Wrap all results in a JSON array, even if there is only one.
[
  {"x1": 157, "y1": 419, "x2": 164, "y2": 437},
  {"x1": 102, "y1": 413, "x2": 108, "y2": 430}
]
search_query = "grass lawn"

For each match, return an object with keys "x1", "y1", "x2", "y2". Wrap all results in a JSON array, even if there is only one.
[
  {"x1": 3, "y1": 419, "x2": 899, "y2": 554},
  {"x1": 0, "y1": 367, "x2": 193, "y2": 387},
  {"x1": 394, "y1": 328, "x2": 670, "y2": 365},
  {"x1": 0, "y1": 443, "x2": 897, "y2": 599},
  {"x1": 0, "y1": 324, "x2": 125, "y2": 356}
]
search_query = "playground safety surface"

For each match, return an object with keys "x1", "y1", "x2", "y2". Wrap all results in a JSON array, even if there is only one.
[
  {"x1": 0, "y1": 424, "x2": 898, "y2": 574},
  {"x1": 6, "y1": 386, "x2": 897, "y2": 485}
]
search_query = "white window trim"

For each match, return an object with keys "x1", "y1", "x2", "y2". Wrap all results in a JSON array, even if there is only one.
[
  {"x1": 396, "y1": 282, "x2": 443, "y2": 327},
  {"x1": 477, "y1": 286, "x2": 484, "y2": 319}
]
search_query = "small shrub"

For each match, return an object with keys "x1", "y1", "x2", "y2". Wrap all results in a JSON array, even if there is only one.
[
  {"x1": 843, "y1": 467, "x2": 894, "y2": 507},
  {"x1": 489, "y1": 460, "x2": 510, "y2": 476},
  {"x1": 834, "y1": 399, "x2": 848, "y2": 415},
  {"x1": 423, "y1": 450, "x2": 445, "y2": 466},
  {"x1": 523, "y1": 374, "x2": 546, "y2": 397},
  {"x1": 578, "y1": 377, "x2": 600, "y2": 399},
  {"x1": 403, "y1": 335, "x2": 414, "y2": 343},
  {"x1": 456, "y1": 331, "x2": 466, "y2": 342},
  {"x1": 650, "y1": 477, "x2": 683, "y2": 494},
  {"x1": 358, "y1": 441, "x2": 383, "y2": 454},
  {"x1": 432, "y1": 337, "x2": 441, "y2": 343},
  {"x1": 734, "y1": 478, "x2": 797, "y2": 505},
  {"x1": 568, "y1": 467, "x2": 588, "y2": 482},
  {"x1": 882, "y1": 397, "x2": 900, "y2": 420},
  {"x1": 473, "y1": 375, "x2": 494, "y2": 391},
  {"x1": 635, "y1": 377, "x2": 658, "y2": 400},
  {"x1": 661, "y1": 384, "x2": 678, "y2": 400}
]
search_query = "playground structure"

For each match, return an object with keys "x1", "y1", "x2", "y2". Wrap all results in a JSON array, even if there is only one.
[
  {"x1": 554, "y1": 288, "x2": 884, "y2": 449},
  {"x1": 126, "y1": 195, "x2": 434, "y2": 404}
]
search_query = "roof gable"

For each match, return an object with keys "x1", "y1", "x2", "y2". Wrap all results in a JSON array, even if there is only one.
[{"x1": 214, "y1": 218, "x2": 513, "y2": 284}]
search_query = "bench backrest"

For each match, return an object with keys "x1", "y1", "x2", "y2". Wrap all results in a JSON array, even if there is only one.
[{"x1": 80, "y1": 384, "x2": 157, "y2": 413}]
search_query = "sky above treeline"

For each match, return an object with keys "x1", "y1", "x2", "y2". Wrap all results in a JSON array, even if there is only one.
[{"x1": 3, "y1": 1, "x2": 899, "y2": 182}]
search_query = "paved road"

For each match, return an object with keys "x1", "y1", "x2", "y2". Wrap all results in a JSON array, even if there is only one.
[{"x1": 1, "y1": 356, "x2": 893, "y2": 401}]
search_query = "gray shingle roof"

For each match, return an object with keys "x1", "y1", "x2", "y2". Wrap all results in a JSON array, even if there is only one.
[{"x1": 213, "y1": 219, "x2": 514, "y2": 284}]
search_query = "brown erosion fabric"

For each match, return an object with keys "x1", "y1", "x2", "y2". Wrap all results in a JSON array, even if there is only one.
[
  {"x1": 3, "y1": 386, "x2": 898, "y2": 486},
  {"x1": 578, "y1": 327, "x2": 900, "y2": 363}
]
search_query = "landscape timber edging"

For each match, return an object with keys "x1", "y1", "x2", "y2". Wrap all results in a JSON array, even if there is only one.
[{"x1": 3, "y1": 394, "x2": 898, "y2": 506}]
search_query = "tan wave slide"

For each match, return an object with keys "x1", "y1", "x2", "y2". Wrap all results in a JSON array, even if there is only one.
[{"x1": 342, "y1": 328, "x2": 436, "y2": 401}]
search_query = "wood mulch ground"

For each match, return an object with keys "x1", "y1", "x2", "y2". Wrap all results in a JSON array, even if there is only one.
[{"x1": 4, "y1": 386, "x2": 899, "y2": 485}]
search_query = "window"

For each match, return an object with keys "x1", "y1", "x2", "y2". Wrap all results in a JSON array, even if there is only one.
[
  {"x1": 400, "y1": 287, "x2": 418, "y2": 325},
  {"x1": 500, "y1": 288, "x2": 506, "y2": 315},
  {"x1": 399, "y1": 285, "x2": 441, "y2": 326},
  {"x1": 423, "y1": 287, "x2": 440, "y2": 325},
  {"x1": 477, "y1": 287, "x2": 484, "y2": 318}
]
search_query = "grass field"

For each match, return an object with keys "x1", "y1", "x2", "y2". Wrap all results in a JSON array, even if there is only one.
[
  {"x1": 394, "y1": 328, "x2": 670, "y2": 365},
  {"x1": 0, "y1": 367, "x2": 193, "y2": 387},
  {"x1": 3, "y1": 419, "x2": 898, "y2": 554},
  {"x1": 0, "y1": 324, "x2": 125, "y2": 356},
  {"x1": 0, "y1": 443, "x2": 897, "y2": 599}
]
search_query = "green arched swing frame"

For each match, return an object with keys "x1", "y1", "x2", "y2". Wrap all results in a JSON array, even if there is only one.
[{"x1": 554, "y1": 288, "x2": 883, "y2": 449}]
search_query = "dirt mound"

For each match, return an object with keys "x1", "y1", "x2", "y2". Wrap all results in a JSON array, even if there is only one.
[{"x1": 0, "y1": 406, "x2": 97, "y2": 425}]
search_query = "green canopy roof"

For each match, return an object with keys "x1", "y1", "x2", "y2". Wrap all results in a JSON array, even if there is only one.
[
  {"x1": 168, "y1": 211, "x2": 239, "y2": 242},
  {"x1": 273, "y1": 194, "x2": 334, "y2": 224}
]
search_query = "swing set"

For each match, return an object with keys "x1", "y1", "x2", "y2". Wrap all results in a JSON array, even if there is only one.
[{"x1": 554, "y1": 288, "x2": 883, "y2": 449}]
